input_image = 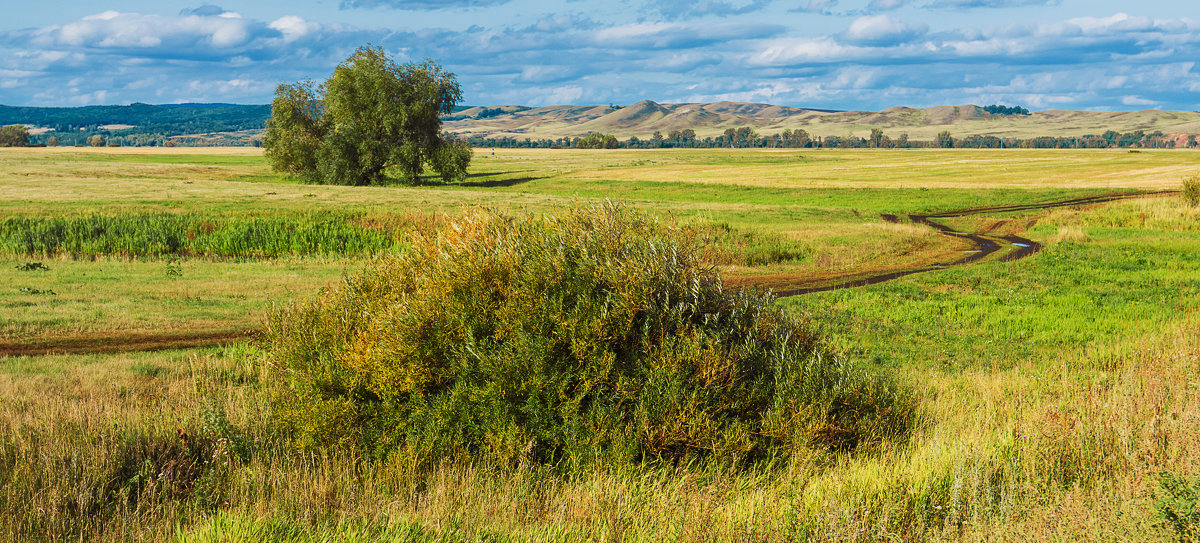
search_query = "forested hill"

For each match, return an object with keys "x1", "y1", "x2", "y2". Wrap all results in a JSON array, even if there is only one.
[{"x1": 0, "y1": 103, "x2": 270, "y2": 146}]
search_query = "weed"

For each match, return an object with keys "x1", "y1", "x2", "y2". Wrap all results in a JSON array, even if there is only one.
[
  {"x1": 17, "y1": 287, "x2": 56, "y2": 295},
  {"x1": 164, "y1": 260, "x2": 183, "y2": 278},
  {"x1": 1156, "y1": 472, "x2": 1200, "y2": 541},
  {"x1": 129, "y1": 362, "x2": 169, "y2": 378},
  {"x1": 1183, "y1": 175, "x2": 1200, "y2": 207},
  {"x1": 14, "y1": 262, "x2": 49, "y2": 271}
]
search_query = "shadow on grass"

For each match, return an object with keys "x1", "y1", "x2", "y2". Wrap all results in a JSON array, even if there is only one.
[{"x1": 412, "y1": 170, "x2": 546, "y2": 188}]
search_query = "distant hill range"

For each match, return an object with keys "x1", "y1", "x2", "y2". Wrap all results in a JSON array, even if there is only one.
[
  {"x1": 445, "y1": 101, "x2": 1200, "y2": 142},
  {"x1": 3, "y1": 101, "x2": 1198, "y2": 146},
  {"x1": 0, "y1": 103, "x2": 270, "y2": 146}
]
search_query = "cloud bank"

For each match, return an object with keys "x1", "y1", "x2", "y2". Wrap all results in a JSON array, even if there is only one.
[{"x1": 0, "y1": 3, "x2": 1196, "y2": 111}]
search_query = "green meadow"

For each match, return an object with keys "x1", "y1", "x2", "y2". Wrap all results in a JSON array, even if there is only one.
[{"x1": 1, "y1": 146, "x2": 1198, "y2": 541}]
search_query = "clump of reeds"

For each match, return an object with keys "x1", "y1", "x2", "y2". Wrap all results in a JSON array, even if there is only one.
[
  {"x1": 0, "y1": 213, "x2": 404, "y2": 258},
  {"x1": 265, "y1": 203, "x2": 914, "y2": 472}
]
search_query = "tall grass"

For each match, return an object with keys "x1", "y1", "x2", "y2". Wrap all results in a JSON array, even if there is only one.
[
  {"x1": 1184, "y1": 175, "x2": 1200, "y2": 207},
  {"x1": 265, "y1": 204, "x2": 915, "y2": 472},
  {"x1": 0, "y1": 213, "x2": 408, "y2": 258}
]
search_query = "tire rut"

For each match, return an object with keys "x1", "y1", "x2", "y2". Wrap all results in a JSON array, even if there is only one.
[
  {"x1": 773, "y1": 190, "x2": 1176, "y2": 297},
  {"x1": 0, "y1": 328, "x2": 258, "y2": 358}
]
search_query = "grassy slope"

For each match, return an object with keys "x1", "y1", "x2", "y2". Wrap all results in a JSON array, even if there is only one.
[
  {"x1": 1, "y1": 146, "x2": 1199, "y2": 541},
  {"x1": 445, "y1": 102, "x2": 1200, "y2": 140}
]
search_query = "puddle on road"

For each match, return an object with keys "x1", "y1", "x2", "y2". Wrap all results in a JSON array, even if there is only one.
[
  {"x1": 964, "y1": 250, "x2": 983, "y2": 253},
  {"x1": 1012, "y1": 242, "x2": 1031, "y2": 247}
]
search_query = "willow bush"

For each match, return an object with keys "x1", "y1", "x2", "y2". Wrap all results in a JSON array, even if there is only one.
[{"x1": 265, "y1": 205, "x2": 914, "y2": 471}]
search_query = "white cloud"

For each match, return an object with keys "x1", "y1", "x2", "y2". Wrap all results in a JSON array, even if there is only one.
[
  {"x1": 844, "y1": 15, "x2": 926, "y2": 45},
  {"x1": 1121, "y1": 95, "x2": 1158, "y2": 106}
]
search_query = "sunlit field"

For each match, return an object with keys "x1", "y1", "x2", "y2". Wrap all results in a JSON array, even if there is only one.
[{"x1": 1, "y1": 146, "x2": 1198, "y2": 541}]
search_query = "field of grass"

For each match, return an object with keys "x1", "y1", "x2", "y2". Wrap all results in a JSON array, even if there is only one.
[{"x1": 1, "y1": 146, "x2": 1198, "y2": 541}]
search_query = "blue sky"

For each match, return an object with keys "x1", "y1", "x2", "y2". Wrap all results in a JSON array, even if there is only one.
[{"x1": 2, "y1": 0, "x2": 1198, "y2": 111}]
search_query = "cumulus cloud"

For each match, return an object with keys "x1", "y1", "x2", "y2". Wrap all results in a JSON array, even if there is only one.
[
  {"x1": 791, "y1": 0, "x2": 838, "y2": 14},
  {"x1": 644, "y1": 0, "x2": 772, "y2": 20},
  {"x1": 866, "y1": 0, "x2": 909, "y2": 11},
  {"x1": 338, "y1": 0, "x2": 512, "y2": 9},
  {"x1": 928, "y1": 0, "x2": 1059, "y2": 9},
  {"x1": 842, "y1": 15, "x2": 926, "y2": 45},
  {"x1": 0, "y1": 6, "x2": 1197, "y2": 112}
]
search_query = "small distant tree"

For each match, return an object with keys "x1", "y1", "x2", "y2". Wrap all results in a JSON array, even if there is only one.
[
  {"x1": 264, "y1": 46, "x2": 471, "y2": 186},
  {"x1": 87, "y1": 135, "x2": 106, "y2": 147},
  {"x1": 46, "y1": 136, "x2": 59, "y2": 147},
  {"x1": 0, "y1": 125, "x2": 30, "y2": 147},
  {"x1": 936, "y1": 130, "x2": 954, "y2": 148},
  {"x1": 897, "y1": 133, "x2": 910, "y2": 148},
  {"x1": 1188, "y1": 135, "x2": 1198, "y2": 149},
  {"x1": 869, "y1": 128, "x2": 884, "y2": 148},
  {"x1": 576, "y1": 132, "x2": 619, "y2": 149}
]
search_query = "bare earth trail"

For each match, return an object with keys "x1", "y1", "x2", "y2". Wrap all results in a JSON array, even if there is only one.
[
  {"x1": 769, "y1": 190, "x2": 1178, "y2": 297},
  {"x1": 0, "y1": 328, "x2": 257, "y2": 358},
  {"x1": 0, "y1": 191, "x2": 1175, "y2": 357}
]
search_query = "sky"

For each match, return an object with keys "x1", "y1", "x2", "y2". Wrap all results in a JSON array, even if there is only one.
[{"x1": 1, "y1": 0, "x2": 1198, "y2": 111}]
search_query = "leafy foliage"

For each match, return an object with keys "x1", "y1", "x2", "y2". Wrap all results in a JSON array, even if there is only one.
[
  {"x1": 263, "y1": 46, "x2": 471, "y2": 186},
  {"x1": 1156, "y1": 472, "x2": 1200, "y2": 541},
  {"x1": 266, "y1": 204, "x2": 914, "y2": 471},
  {"x1": 575, "y1": 132, "x2": 619, "y2": 149},
  {"x1": 982, "y1": 104, "x2": 1030, "y2": 116},
  {"x1": 0, "y1": 124, "x2": 29, "y2": 147}
]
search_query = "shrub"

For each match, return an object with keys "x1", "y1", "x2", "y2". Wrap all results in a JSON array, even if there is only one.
[
  {"x1": 1156, "y1": 472, "x2": 1200, "y2": 540},
  {"x1": 1183, "y1": 175, "x2": 1200, "y2": 207},
  {"x1": 265, "y1": 205, "x2": 914, "y2": 471}
]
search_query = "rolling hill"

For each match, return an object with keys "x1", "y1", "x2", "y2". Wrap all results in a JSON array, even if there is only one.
[
  {"x1": 443, "y1": 101, "x2": 1200, "y2": 141},
  {"x1": 4, "y1": 101, "x2": 1198, "y2": 145}
]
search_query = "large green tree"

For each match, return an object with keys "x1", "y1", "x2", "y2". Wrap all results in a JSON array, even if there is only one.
[
  {"x1": 0, "y1": 124, "x2": 29, "y2": 147},
  {"x1": 264, "y1": 46, "x2": 471, "y2": 186}
]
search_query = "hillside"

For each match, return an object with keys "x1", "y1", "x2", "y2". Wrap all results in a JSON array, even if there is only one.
[
  {"x1": 0, "y1": 103, "x2": 270, "y2": 146},
  {"x1": 4, "y1": 101, "x2": 1198, "y2": 146},
  {"x1": 444, "y1": 101, "x2": 1200, "y2": 141}
]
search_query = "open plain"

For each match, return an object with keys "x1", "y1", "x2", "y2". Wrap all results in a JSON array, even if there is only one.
[{"x1": 1, "y1": 146, "x2": 1199, "y2": 541}]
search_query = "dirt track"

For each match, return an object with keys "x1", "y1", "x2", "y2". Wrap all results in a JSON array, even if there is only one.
[
  {"x1": 0, "y1": 328, "x2": 257, "y2": 358},
  {"x1": 772, "y1": 190, "x2": 1176, "y2": 297}
]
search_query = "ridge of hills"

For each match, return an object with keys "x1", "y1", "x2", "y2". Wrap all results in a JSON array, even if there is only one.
[
  {"x1": 3, "y1": 101, "x2": 1198, "y2": 145},
  {"x1": 445, "y1": 101, "x2": 1200, "y2": 141}
]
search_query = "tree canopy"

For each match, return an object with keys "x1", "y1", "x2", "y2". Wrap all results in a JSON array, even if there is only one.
[
  {"x1": 263, "y1": 46, "x2": 471, "y2": 186},
  {"x1": 575, "y1": 132, "x2": 619, "y2": 149},
  {"x1": 0, "y1": 125, "x2": 29, "y2": 147}
]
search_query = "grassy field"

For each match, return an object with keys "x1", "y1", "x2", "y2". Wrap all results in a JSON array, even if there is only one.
[{"x1": 1, "y1": 146, "x2": 1198, "y2": 541}]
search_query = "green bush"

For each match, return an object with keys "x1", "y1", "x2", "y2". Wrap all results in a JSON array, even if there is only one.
[
  {"x1": 265, "y1": 205, "x2": 913, "y2": 471},
  {"x1": 1183, "y1": 175, "x2": 1200, "y2": 207},
  {"x1": 1156, "y1": 472, "x2": 1200, "y2": 541}
]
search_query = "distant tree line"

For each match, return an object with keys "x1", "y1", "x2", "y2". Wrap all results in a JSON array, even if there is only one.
[
  {"x1": 466, "y1": 127, "x2": 1196, "y2": 150},
  {"x1": 0, "y1": 103, "x2": 270, "y2": 147},
  {"x1": 982, "y1": 104, "x2": 1030, "y2": 116}
]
